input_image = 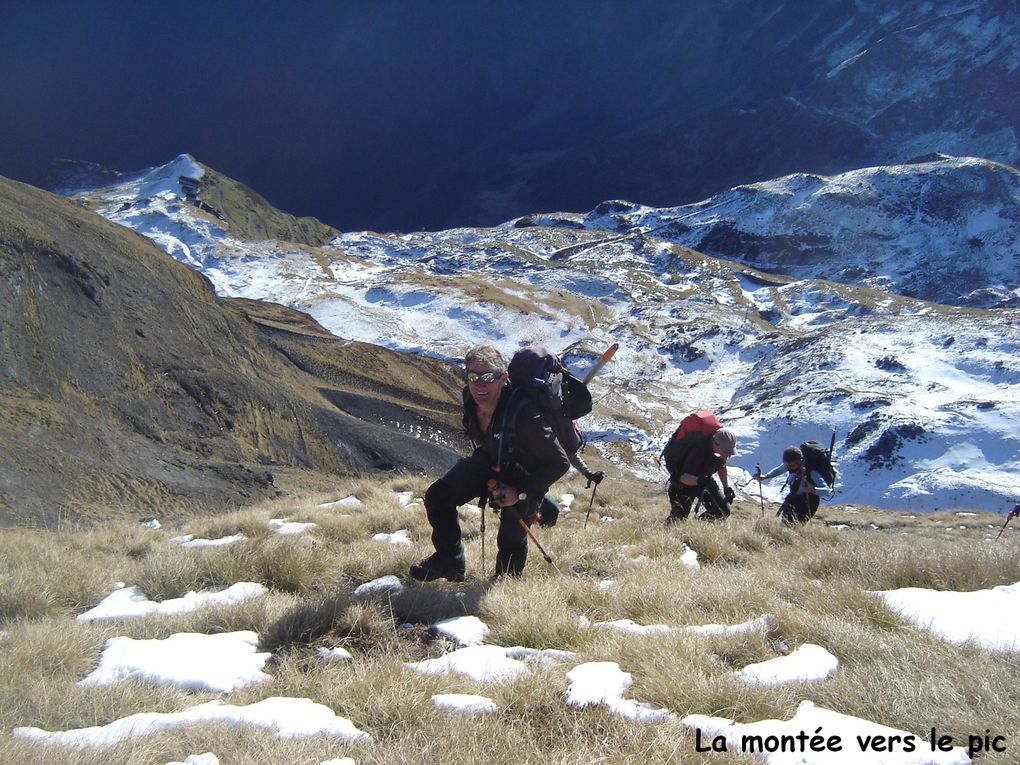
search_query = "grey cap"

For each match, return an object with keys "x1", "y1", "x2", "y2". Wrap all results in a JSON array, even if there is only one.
[{"x1": 712, "y1": 428, "x2": 737, "y2": 456}]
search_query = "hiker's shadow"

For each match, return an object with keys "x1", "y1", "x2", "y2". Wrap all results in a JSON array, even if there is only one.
[
  {"x1": 261, "y1": 578, "x2": 492, "y2": 653},
  {"x1": 391, "y1": 579, "x2": 489, "y2": 627}
]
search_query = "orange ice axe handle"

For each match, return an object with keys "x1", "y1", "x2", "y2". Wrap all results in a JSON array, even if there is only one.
[{"x1": 582, "y1": 342, "x2": 619, "y2": 384}]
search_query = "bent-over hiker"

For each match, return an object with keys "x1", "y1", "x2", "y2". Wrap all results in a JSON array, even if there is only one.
[
  {"x1": 755, "y1": 445, "x2": 832, "y2": 524},
  {"x1": 664, "y1": 428, "x2": 737, "y2": 523},
  {"x1": 410, "y1": 344, "x2": 570, "y2": 581}
]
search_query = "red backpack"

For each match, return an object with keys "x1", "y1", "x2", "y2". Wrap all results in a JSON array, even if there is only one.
[{"x1": 660, "y1": 410, "x2": 721, "y2": 471}]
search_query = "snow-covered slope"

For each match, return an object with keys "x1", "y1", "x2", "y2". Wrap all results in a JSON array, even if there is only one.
[
  {"x1": 64, "y1": 156, "x2": 1020, "y2": 512},
  {"x1": 547, "y1": 156, "x2": 1020, "y2": 309}
]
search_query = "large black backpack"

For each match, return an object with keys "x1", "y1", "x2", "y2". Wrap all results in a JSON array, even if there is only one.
[
  {"x1": 506, "y1": 346, "x2": 592, "y2": 454},
  {"x1": 800, "y1": 440, "x2": 837, "y2": 488}
]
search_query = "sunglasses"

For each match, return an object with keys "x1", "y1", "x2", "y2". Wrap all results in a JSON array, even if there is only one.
[{"x1": 466, "y1": 371, "x2": 501, "y2": 384}]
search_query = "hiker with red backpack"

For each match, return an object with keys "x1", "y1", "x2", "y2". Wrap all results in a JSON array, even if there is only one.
[
  {"x1": 754, "y1": 442, "x2": 836, "y2": 524},
  {"x1": 660, "y1": 410, "x2": 737, "y2": 523},
  {"x1": 410, "y1": 344, "x2": 570, "y2": 582}
]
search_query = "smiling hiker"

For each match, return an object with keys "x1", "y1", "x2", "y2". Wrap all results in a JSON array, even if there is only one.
[
  {"x1": 660, "y1": 411, "x2": 737, "y2": 523},
  {"x1": 410, "y1": 345, "x2": 570, "y2": 581},
  {"x1": 755, "y1": 443, "x2": 836, "y2": 524}
]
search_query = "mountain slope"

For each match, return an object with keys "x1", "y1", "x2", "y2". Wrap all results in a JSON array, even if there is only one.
[
  {"x1": 62, "y1": 156, "x2": 1020, "y2": 513},
  {"x1": 0, "y1": 176, "x2": 462, "y2": 525},
  {"x1": 552, "y1": 156, "x2": 1020, "y2": 309}
]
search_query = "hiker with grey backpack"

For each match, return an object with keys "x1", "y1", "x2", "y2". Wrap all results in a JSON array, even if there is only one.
[{"x1": 755, "y1": 441, "x2": 837, "y2": 524}]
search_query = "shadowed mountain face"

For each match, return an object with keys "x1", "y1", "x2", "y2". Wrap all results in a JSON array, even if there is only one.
[
  {"x1": 6, "y1": 1, "x2": 1017, "y2": 232},
  {"x1": 416, "y1": 1, "x2": 1020, "y2": 229},
  {"x1": 0, "y1": 177, "x2": 464, "y2": 526}
]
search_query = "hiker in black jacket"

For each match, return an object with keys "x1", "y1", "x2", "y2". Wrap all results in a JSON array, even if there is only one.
[
  {"x1": 410, "y1": 344, "x2": 570, "y2": 581},
  {"x1": 755, "y1": 445, "x2": 832, "y2": 524},
  {"x1": 665, "y1": 429, "x2": 737, "y2": 523}
]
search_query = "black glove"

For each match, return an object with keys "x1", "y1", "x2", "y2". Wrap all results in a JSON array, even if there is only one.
[
  {"x1": 724, "y1": 486, "x2": 736, "y2": 504},
  {"x1": 586, "y1": 471, "x2": 605, "y2": 485}
]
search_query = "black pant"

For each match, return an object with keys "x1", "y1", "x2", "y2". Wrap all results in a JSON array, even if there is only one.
[
  {"x1": 667, "y1": 475, "x2": 729, "y2": 521},
  {"x1": 778, "y1": 492, "x2": 820, "y2": 524},
  {"x1": 424, "y1": 451, "x2": 535, "y2": 576},
  {"x1": 538, "y1": 495, "x2": 559, "y2": 526}
]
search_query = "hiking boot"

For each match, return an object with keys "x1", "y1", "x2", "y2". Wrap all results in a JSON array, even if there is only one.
[
  {"x1": 698, "y1": 511, "x2": 728, "y2": 522},
  {"x1": 664, "y1": 511, "x2": 687, "y2": 526},
  {"x1": 409, "y1": 555, "x2": 465, "y2": 582}
]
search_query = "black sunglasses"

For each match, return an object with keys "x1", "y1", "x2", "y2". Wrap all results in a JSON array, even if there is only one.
[{"x1": 466, "y1": 371, "x2": 501, "y2": 384}]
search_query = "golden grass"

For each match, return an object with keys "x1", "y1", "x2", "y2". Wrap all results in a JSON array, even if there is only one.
[{"x1": 0, "y1": 474, "x2": 1018, "y2": 764}]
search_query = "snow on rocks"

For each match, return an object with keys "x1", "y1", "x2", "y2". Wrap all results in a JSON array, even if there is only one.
[
  {"x1": 395, "y1": 491, "x2": 418, "y2": 507},
  {"x1": 565, "y1": 662, "x2": 674, "y2": 724},
  {"x1": 371, "y1": 529, "x2": 412, "y2": 546},
  {"x1": 268, "y1": 518, "x2": 317, "y2": 535},
  {"x1": 871, "y1": 579, "x2": 1020, "y2": 652},
  {"x1": 319, "y1": 496, "x2": 363, "y2": 510},
  {"x1": 77, "y1": 582, "x2": 267, "y2": 622},
  {"x1": 78, "y1": 631, "x2": 272, "y2": 693},
  {"x1": 733, "y1": 644, "x2": 840, "y2": 685},
  {"x1": 432, "y1": 615, "x2": 490, "y2": 646},
  {"x1": 354, "y1": 575, "x2": 405, "y2": 597},
  {"x1": 432, "y1": 693, "x2": 498, "y2": 715},
  {"x1": 13, "y1": 696, "x2": 373, "y2": 749}
]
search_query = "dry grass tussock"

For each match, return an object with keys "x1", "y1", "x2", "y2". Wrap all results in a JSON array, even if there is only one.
[{"x1": 0, "y1": 473, "x2": 1018, "y2": 764}]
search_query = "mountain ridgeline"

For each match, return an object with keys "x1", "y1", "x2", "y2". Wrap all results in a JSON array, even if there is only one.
[{"x1": 42, "y1": 150, "x2": 1020, "y2": 515}]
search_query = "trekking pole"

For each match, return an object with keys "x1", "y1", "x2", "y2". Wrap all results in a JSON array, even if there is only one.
[
  {"x1": 755, "y1": 463, "x2": 764, "y2": 517},
  {"x1": 995, "y1": 502, "x2": 1020, "y2": 540},
  {"x1": 488, "y1": 480, "x2": 558, "y2": 569},
  {"x1": 478, "y1": 494, "x2": 487, "y2": 576},
  {"x1": 582, "y1": 343, "x2": 619, "y2": 384},
  {"x1": 827, "y1": 428, "x2": 838, "y2": 499},
  {"x1": 583, "y1": 476, "x2": 599, "y2": 529},
  {"x1": 506, "y1": 504, "x2": 558, "y2": 569},
  {"x1": 691, "y1": 489, "x2": 704, "y2": 520}
]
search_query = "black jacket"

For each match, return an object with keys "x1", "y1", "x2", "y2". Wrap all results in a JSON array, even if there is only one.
[
  {"x1": 667, "y1": 433, "x2": 723, "y2": 479},
  {"x1": 462, "y1": 385, "x2": 570, "y2": 501}
]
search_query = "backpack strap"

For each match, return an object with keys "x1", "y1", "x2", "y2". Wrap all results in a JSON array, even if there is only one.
[{"x1": 494, "y1": 386, "x2": 525, "y2": 474}]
